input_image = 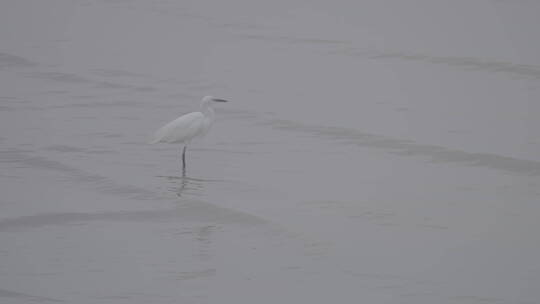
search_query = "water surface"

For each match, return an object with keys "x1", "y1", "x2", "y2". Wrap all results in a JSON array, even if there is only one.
[{"x1": 1, "y1": 0, "x2": 539, "y2": 303}]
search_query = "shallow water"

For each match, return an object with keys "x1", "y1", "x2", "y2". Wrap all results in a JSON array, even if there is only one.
[{"x1": 1, "y1": 0, "x2": 539, "y2": 303}]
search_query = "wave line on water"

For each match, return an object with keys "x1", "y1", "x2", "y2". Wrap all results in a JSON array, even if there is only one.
[{"x1": 265, "y1": 118, "x2": 540, "y2": 177}]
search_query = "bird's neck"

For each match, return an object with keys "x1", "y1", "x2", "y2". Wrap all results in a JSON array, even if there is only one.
[{"x1": 201, "y1": 104, "x2": 215, "y2": 119}]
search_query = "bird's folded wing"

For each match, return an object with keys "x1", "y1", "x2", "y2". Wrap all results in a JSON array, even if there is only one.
[{"x1": 150, "y1": 112, "x2": 205, "y2": 144}]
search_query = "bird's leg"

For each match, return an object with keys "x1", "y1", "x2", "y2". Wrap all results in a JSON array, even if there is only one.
[{"x1": 182, "y1": 146, "x2": 187, "y2": 170}]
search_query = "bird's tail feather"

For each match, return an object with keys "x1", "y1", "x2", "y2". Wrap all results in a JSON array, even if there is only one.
[
  {"x1": 149, "y1": 126, "x2": 169, "y2": 144},
  {"x1": 148, "y1": 135, "x2": 162, "y2": 144}
]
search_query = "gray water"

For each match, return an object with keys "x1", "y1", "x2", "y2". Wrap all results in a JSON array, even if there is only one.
[{"x1": 1, "y1": 0, "x2": 539, "y2": 303}]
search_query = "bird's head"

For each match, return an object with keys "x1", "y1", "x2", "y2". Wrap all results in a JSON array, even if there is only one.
[
  {"x1": 202, "y1": 95, "x2": 229, "y2": 106},
  {"x1": 200, "y1": 95, "x2": 228, "y2": 110}
]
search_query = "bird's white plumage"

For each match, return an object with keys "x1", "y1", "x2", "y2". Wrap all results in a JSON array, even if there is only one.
[
  {"x1": 150, "y1": 111, "x2": 208, "y2": 144},
  {"x1": 151, "y1": 96, "x2": 228, "y2": 169},
  {"x1": 150, "y1": 96, "x2": 224, "y2": 146}
]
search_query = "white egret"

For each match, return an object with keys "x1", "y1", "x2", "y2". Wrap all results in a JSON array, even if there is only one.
[{"x1": 150, "y1": 95, "x2": 229, "y2": 169}]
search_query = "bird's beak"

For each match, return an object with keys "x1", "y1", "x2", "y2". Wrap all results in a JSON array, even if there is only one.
[{"x1": 212, "y1": 98, "x2": 229, "y2": 102}]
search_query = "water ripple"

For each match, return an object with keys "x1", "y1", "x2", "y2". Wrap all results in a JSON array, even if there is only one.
[
  {"x1": 343, "y1": 49, "x2": 540, "y2": 79},
  {"x1": 0, "y1": 150, "x2": 159, "y2": 201},
  {"x1": 266, "y1": 119, "x2": 540, "y2": 177},
  {"x1": 0, "y1": 288, "x2": 63, "y2": 302},
  {"x1": 0, "y1": 52, "x2": 37, "y2": 69},
  {"x1": 0, "y1": 201, "x2": 266, "y2": 232}
]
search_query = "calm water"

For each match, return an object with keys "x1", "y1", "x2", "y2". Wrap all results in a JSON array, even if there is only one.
[{"x1": 1, "y1": 0, "x2": 539, "y2": 303}]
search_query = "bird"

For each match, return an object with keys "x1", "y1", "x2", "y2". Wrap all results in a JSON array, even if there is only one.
[{"x1": 150, "y1": 95, "x2": 229, "y2": 170}]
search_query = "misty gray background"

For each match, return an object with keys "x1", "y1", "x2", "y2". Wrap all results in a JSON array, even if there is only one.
[{"x1": 1, "y1": 0, "x2": 539, "y2": 303}]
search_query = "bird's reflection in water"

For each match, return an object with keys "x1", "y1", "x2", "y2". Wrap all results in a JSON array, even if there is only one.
[
  {"x1": 158, "y1": 167, "x2": 218, "y2": 197},
  {"x1": 177, "y1": 167, "x2": 189, "y2": 197},
  {"x1": 174, "y1": 167, "x2": 200, "y2": 197}
]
